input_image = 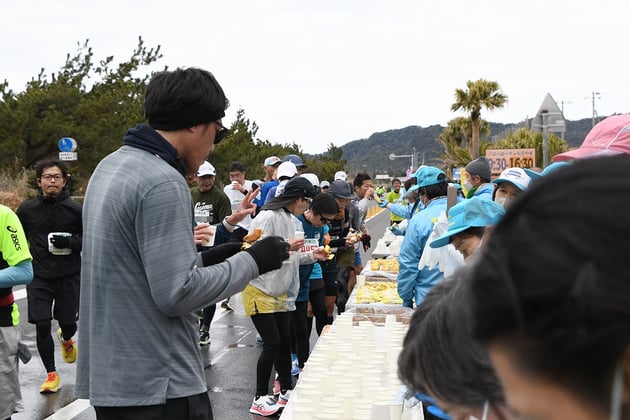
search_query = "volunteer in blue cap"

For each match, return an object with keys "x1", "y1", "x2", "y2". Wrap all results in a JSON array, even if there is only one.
[
  {"x1": 430, "y1": 197, "x2": 505, "y2": 263},
  {"x1": 397, "y1": 166, "x2": 449, "y2": 307}
]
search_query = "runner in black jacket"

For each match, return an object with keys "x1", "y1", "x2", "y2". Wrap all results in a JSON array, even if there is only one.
[{"x1": 16, "y1": 159, "x2": 82, "y2": 393}]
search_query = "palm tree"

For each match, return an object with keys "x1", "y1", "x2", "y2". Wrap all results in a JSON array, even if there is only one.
[
  {"x1": 451, "y1": 79, "x2": 508, "y2": 158},
  {"x1": 437, "y1": 117, "x2": 492, "y2": 178}
]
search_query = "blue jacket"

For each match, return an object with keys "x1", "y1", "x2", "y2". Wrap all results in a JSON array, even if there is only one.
[
  {"x1": 397, "y1": 197, "x2": 448, "y2": 307},
  {"x1": 469, "y1": 183, "x2": 495, "y2": 199},
  {"x1": 254, "y1": 179, "x2": 278, "y2": 209},
  {"x1": 390, "y1": 200, "x2": 423, "y2": 219}
]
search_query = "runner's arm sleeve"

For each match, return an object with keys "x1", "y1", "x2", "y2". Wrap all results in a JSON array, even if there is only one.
[{"x1": 0, "y1": 259, "x2": 33, "y2": 288}]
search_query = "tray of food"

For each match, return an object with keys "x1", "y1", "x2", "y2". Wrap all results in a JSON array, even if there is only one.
[
  {"x1": 346, "y1": 279, "x2": 402, "y2": 311},
  {"x1": 348, "y1": 306, "x2": 413, "y2": 325}
]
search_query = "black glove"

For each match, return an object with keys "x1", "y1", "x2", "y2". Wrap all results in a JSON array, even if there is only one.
[
  {"x1": 361, "y1": 234, "x2": 372, "y2": 252},
  {"x1": 50, "y1": 235, "x2": 71, "y2": 249},
  {"x1": 245, "y1": 236, "x2": 290, "y2": 274},
  {"x1": 201, "y1": 242, "x2": 243, "y2": 266}
]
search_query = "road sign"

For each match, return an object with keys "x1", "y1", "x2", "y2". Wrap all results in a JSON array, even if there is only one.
[
  {"x1": 485, "y1": 148, "x2": 536, "y2": 178},
  {"x1": 59, "y1": 152, "x2": 78, "y2": 161},
  {"x1": 58, "y1": 137, "x2": 77, "y2": 152}
]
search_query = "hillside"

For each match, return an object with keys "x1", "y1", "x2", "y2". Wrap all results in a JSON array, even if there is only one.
[{"x1": 337, "y1": 118, "x2": 593, "y2": 176}]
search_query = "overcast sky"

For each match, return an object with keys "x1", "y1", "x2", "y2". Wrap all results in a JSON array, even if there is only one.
[{"x1": 2, "y1": 0, "x2": 628, "y2": 154}]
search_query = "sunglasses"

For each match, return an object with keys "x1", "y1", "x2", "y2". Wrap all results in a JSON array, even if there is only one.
[
  {"x1": 319, "y1": 216, "x2": 332, "y2": 223},
  {"x1": 214, "y1": 122, "x2": 230, "y2": 144}
]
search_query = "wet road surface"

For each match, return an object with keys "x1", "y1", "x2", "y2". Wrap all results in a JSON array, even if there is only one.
[{"x1": 12, "y1": 206, "x2": 387, "y2": 419}]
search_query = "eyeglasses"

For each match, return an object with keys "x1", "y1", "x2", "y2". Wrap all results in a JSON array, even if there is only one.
[
  {"x1": 319, "y1": 216, "x2": 331, "y2": 223},
  {"x1": 41, "y1": 174, "x2": 63, "y2": 180},
  {"x1": 214, "y1": 121, "x2": 229, "y2": 144}
]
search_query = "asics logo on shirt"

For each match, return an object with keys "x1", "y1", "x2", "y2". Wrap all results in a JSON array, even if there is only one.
[{"x1": 7, "y1": 225, "x2": 22, "y2": 251}]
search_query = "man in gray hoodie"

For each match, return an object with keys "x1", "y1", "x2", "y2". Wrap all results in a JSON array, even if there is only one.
[{"x1": 76, "y1": 67, "x2": 289, "y2": 420}]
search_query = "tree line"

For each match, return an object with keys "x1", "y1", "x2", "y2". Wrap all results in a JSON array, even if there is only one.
[
  {"x1": 0, "y1": 38, "x2": 345, "y2": 197},
  {"x1": 0, "y1": 38, "x2": 567, "y2": 197}
]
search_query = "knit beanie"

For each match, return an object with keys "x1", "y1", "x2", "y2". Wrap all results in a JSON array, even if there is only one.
[{"x1": 465, "y1": 157, "x2": 492, "y2": 181}]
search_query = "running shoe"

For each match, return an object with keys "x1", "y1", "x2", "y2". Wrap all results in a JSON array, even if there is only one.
[
  {"x1": 249, "y1": 395, "x2": 280, "y2": 416},
  {"x1": 277, "y1": 389, "x2": 293, "y2": 407},
  {"x1": 291, "y1": 354, "x2": 299, "y2": 376},
  {"x1": 57, "y1": 328, "x2": 77, "y2": 363},
  {"x1": 199, "y1": 330, "x2": 210, "y2": 346},
  {"x1": 40, "y1": 371, "x2": 61, "y2": 393}
]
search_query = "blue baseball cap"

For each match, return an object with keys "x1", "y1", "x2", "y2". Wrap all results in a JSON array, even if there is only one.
[
  {"x1": 409, "y1": 166, "x2": 446, "y2": 191},
  {"x1": 524, "y1": 161, "x2": 571, "y2": 180},
  {"x1": 283, "y1": 154, "x2": 306, "y2": 168},
  {"x1": 430, "y1": 197, "x2": 505, "y2": 248}
]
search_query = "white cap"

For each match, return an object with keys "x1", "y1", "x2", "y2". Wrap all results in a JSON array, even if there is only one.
[
  {"x1": 301, "y1": 173, "x2": 320, "y2": 187},
  {"x1": 197, "y1": 161, "x2": 216, "y2": 177},
  {"x1": 277, "y1": 161, "x2": 298, "y2": 180},
  {"x1": 334, "y1": 171, "x2": 347, "y2": 181},
  {"x1": 493, "y1": 167, "x2": 531, "y2": 191},
  {"x1": 320, "y1": 180, "x2": 330, "y2": 188}
]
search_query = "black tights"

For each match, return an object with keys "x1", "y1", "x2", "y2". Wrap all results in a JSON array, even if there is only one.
[
  {"x1": 250, "y1": 312, "x2": 291, "y2": 397},
  {"x1": 200, "y1": 305, "x2": 216, "y2": 331},
  {"x1": 306, "y1": 287, "x2": 328, "y2": 337},
  {"x1": 290, "y1": 302, "x2": 309, "y2": 369},
  {"x1": 36, "y1": 320, "x2": 76, "y2": 372}
]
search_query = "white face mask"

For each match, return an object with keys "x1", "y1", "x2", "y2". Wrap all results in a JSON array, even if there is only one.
[
  {"x1": 610, "y1": 362, "x2": 624, "y2": 420},
  {"x1": 494, "y1": 196, "x2": 512, "y2": 209},
  {"x1": 463, "y1": 180, "x2": 474, "y2": 191}
]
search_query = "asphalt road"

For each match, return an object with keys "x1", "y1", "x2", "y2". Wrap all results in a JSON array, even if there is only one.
[{"x1": 12, "y1": 204, "x2": 390, "y2": 420}]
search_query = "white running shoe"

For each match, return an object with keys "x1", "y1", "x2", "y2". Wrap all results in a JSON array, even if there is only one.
[{"x1": 249, "y1": 395, "x2": 280, "y2": 416}]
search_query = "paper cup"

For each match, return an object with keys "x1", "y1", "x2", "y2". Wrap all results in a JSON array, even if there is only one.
[
  {"x1": 288, "y1": 405, "x2": 314, "y2": 420},
  {"x1": 48, "y1": 232, "x2": 72, "y2": 255},
  {"x1": 294, "y1": 231, "x2": 305, "y2": 240},
  {"x1": 202, "y1": 224, "x2": 216, "y2": 247}
]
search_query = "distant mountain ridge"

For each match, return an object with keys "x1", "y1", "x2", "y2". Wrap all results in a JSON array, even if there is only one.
[{"x1": 337, "y1": 118, "x2": 594, "y2": 176}]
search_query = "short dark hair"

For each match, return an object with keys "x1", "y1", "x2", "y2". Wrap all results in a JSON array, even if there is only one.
[
  {"x1": 227, "y1": 162, "x2": 245, "y2": 173},
  {"x1": 353, "y1": 173, "x2": 371, "y2": 188},
  {"x1": 35, "y1": 159, "x2": 68, "y2": 179},
  {"x1": 310, "y1": 192, "x2": 338, "y2": 216},
  {"x1": 403, "y1": 177, "x2": 416, "y2": 191},
  {"x1": 144, "y1": 68, "x2": 229, "y2": 131},
  {"x1": 398, "y1": 272, "x2": 505, "y2": 407},
  {"x1": 418, "y1": 179, "x2": 447, "y2": 199},
  {"x1": 470, "y1": 154, "x2": 630, "y2": 410},
  {"x1": 451, "y1": 226, "x2": 485, "y2": 243}
]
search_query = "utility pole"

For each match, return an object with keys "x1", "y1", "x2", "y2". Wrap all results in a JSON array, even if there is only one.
[
  {"x1": 541, "y1": 109, "x2": 549, "y2": 168},
  {"x1": 591, "y1": 91, "x2": 601, "y2": 127},
  {"x1": 412, "y1": 147, "x2": 416, "y2": 171}
]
